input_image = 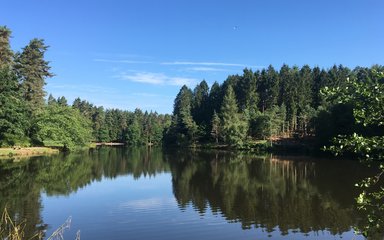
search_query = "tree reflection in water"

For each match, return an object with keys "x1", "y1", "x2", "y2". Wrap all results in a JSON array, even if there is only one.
[
  {"x1": 167, "y1": 150, "x2": 371, "y2": 236},
  {"x1": 0, "y1": 147, "x2": 374, "y2": 238}
]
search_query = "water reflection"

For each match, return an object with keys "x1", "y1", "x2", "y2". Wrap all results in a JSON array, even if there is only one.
[
  {"x1": 166, "y1": 150, "x2": 370, "y2": 236},
  {"x1": 0, "y1": 147, "x2": 374, "y2": 239},
  {"x1": 0, "y1": 147, "x2": 168, "y2": 239}
]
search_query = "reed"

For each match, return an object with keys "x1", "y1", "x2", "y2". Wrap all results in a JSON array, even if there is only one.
[
  {"x1": 1, "y1": 207, "x2": 79, "y2": 240},
  {"x1": 1, "y1": 207, "x2": 27, "y2": 240}
]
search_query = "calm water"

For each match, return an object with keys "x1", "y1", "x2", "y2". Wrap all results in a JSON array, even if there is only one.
[{"x1": 0, "y1": 147, "x2": 375, "y2": 239}]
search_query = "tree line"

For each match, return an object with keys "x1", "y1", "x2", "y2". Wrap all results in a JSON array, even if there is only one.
[
  {"x1": 167, "y1": 63, "x2": 384, "y2": 148},
  {"x1": 0, "y1": 26, "x2": 171, "y2": 149}
]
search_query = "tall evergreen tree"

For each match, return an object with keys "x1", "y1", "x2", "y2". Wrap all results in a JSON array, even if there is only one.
[
  {"x1": 0, "y1": 26, "x2": 13, "y2": 69},
  {"x1": 171, "y1": 85, "x2": 197, "y2": 143},
  {"x1": 192, "y1": 80, "x2": 210, "y2": 125},
  {"x1": 220, "y1": 85, "x2": 248, "y2": 146},
  {"x1": 211, "y1": 110, "x2": 221, "y2": 144},
  {"x1": 57, "y1": 96, "x2": 68, "y2": 106},
  {"x1": 208, "y1": 81, "x2": 222, "y2": 115},
  {"x1": 242, "y1": 69, "x2": 259, "y2": 117},
  {"x1": 126, "y1": 113, "x2": 142, "y2": 145},
  {"x1": 91, "y1": 106, "x2": 105, "y2": 141},
  {"x1": 47, "y1": 94, "x2": 57, "y2": 105},
  {"x1": 279, "y1": 64, "x2": 297, "y2": 132},
  {"x1": 15, "y1": 38, "x2": 53, "y2": 113},
  {"x1": 259, "y1": 65, "x2": 279, "y2": 112}
]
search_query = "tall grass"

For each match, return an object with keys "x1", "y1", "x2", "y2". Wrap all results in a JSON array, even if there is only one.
[
  {"x1": 0, "y1": 207, "x2": 42, "y2": 240},
  {"x1": 1, "y1": 207, "x2": 79, "y2": 240}
]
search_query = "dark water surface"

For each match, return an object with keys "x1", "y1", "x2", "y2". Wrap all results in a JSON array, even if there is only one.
[{"x1": 0, "y1": 147, "x2": 374, "y2": 239}]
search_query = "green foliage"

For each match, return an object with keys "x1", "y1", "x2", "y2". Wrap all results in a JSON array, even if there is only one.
[
  {"x1": 210, "y1": 111, "x2": 221, "y2": 144},
  {"x1": 220, "y1": 86, "x2": 248, "y2": 146},
  {"x1": 0, "y1": 69, "x2": 29, "y2": 147},
  {"x1": 15, "y1": 38, "x2": 53, "y2": 113},
  {"x1": 167, "y1": 64, "x2": 383, "y2": 149},
  {"x1": 126, "y1": 115, "x2": 142, "y2": 145},
  {"x1": 192, "y1": 80, "x2": 210, "y2": 126},
  {"x1": 33, "y1": 104, "x2": 93, "y2": 150},
  {"x1": 169, "y1": 85, "x2": 198, "y2": 144},
  {"x1": 324, "y1": 71, "x2": 384, "y2": 238},
  {"x1": 56, "y1": 96, "x2": 68, "y2": 106},
  {"x1": 249, "y1": 105, "x2": 286, "y2": 139},
  {"x1": 258, "y1": 65, "x2": 279, "y2": 111},
  {"x1": 0, "y1": 26, "x2": 13, "y2": 69}
]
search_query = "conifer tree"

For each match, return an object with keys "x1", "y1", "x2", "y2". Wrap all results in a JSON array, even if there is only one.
[
  {"x1": 220, "y1": 85, "x2": 248, "y2": 146},
  {"x1": 47, "y1": 94, "x2": 57, "y2": 105},
  {"x1": 57, "y1": 96, "x2": 68, "y2": 106},
  {"x1": 171, "y1": 85, "x2": 197, "y2": 143},
  {"x1": 15, "y1": 38, "x2": 53, "y2": 113},
  {"x1": 0, "y1": 26, "x2": 13, "y2": 69},
  {"x1": 192, "y1": 80, "x2": 209, "y2": 125}
]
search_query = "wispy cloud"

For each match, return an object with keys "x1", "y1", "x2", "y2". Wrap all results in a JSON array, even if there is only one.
[
  {"x1": 119, "y1": 72, "x2": 198, "y2": 86},
  {"x1": 93, "y1": 58, "x2": 152, "y2": 64},
  {"x1": 132, "y1": 92, "x2": 173, "y2": 98},
  {"x1": 186, "y1": 67, "x2": 229, "y2": 72},
  {"x1": 162, "y1": 61, "x2": 243, "y2": 67},
  {"x1": 93, "y1": 58, "x2": 264, "y2": 69},
  {"x1": 162, "y1": 61, "x2": 265, "y2": 69}
]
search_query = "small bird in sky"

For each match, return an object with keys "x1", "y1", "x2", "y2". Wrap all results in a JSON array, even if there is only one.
[{"x1": 233, "y1": 26, "x2": 239, "y2": 30}]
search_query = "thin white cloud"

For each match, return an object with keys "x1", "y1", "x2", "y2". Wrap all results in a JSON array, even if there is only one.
[
  {"x1": 93, "y1": 58, "x2": 152, "y2": 64},
  {"x1": 119, "y1": 72, "x2": 198, "y2": 86},
  {"x1": 93, "y1": 58, "x2": 264, "y2": 69},
  {"x1": 162, "y1": 61, "x2": 243, "y2": 67},
  {"x1": 121, "y1": 72, "x2": 164, "y2": 84},
  {"x1": 186, "y1": 67, "x2": 228, "y2": 72},
  {"x1": 133, "y1": 92, "x2": 173, "y2": 98},
  {"x1": 162, "y1": 61, "x2": 265, "y2": 69}
]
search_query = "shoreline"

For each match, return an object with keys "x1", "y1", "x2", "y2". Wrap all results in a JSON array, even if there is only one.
[{"x1": 0, "y1": 147, "x2": 59, "y2": 158}]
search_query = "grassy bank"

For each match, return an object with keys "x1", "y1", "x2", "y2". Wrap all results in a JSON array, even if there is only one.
[{"x1": 0, "y1": 147, "x2": 59, "y2": 157}]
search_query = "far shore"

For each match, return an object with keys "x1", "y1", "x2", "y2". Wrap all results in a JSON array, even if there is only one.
[{"x1": 0, "y1": 147, "x2": 59, "y2": 158}]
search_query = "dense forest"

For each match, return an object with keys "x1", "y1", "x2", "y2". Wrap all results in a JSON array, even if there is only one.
[
  {"x1": 1, "y1": 25, "x2": 383, "y2": 154},
  {"x1": 167, "y1": 63, "x2": 384, "y2": 149}
]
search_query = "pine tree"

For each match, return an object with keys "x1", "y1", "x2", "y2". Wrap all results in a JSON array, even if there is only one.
[
  {"x1": 126, "y1": 115, "x2": 141, "y2": 145},
  {"x1": 0, "y1": 26, "x2": 13, "y2": 69},
  {"x1": 265, "y1": 65, "x2": 280, "y2": 109},
  {"x1": 220, "y1": 85, "x2": 248, "y2": 146},
  {"x1": 171, "y1": 85, "x2": 198, "y2": 143},
  {"x1": 15, "y1": 38, "x2": 53, "y2": 113},
  {"x1": 208, "y1": 81, "x2": 222, "y2": 116},
  {"x1": 192, "y1": 80, "x2": 209, "y2": 125},
  {"x1": 57, "y1": 96, "x2": 68, "y2": 106},
  {"x1": 47, "y1": 94, "x2": 57, "y2": 105}
]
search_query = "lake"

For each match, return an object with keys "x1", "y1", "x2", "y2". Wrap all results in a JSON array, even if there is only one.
[{"x1": 0, "y1": 147, "x2": 373, "y2": 239}]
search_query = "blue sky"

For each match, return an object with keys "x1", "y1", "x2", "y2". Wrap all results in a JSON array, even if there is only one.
[{"x1": 2, "y1": 0, "x2": 384, "y2": 113}]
